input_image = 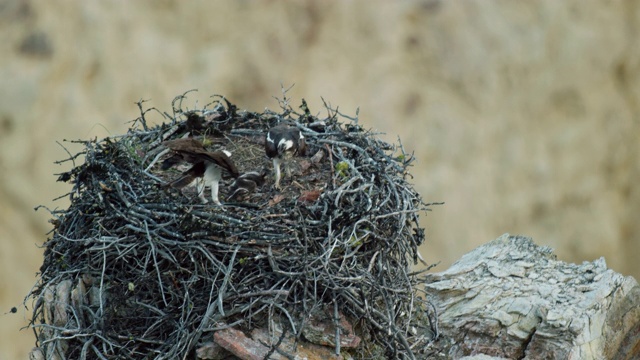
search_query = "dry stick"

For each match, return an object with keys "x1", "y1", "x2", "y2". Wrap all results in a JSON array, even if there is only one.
[
  {"x1": 318, "y1": 138, "x2": 366, "y2": 155},
  {"x1": 55, "y1": 140, "x2": 81, "y2": 167},
  {"x1": 144, "y1": 147, "x2": 170, "y2": 172},
  {"x1": 268, "y1": 245, "x2": 304, "y2": 276},
  {"x1": 227, "y1": 289, "x2": 290, "y2": 300},
  {"x1": 325, "y1": 144, "x2": 335, "y2": 188},
  {"x1": 218, "y1": 245, "x2": 240, "y2": 316},
  {"x1": 144, "y1": 221, "x2": 168, "y2": 307},
  {"x1": 270, "y1": 300, "x2": 297, "y2": 335},
  {"x1": 427, "y1": 301, "x2": 439, "y2": 340},
  {"x1": 183, "y1": 245, "x2": 240, "y2": 360},
  {"x1": 401, "y1": 268, "x2": 415, "y2": 335},
  {"x1": 261, "y1": 325, "x2": 290, "y2": 360},
  {"x1": 114, "y1": 181, "x2": 132, "y2": 208},
  {"x1": 80, "y1": 336, "x2": 93, "y2": 360},
  {"x1": 333, "y1": 297, "x2": 341, "y2": 356},
  {"x1": 369, "y1": 295, "x2": 417, "y2": 360},
  {"x1": 98, "y1": 251, "x2": 107, "y2": 326},
  {"x1": 331, "y1": 177, "x2": 357, "y2": 208},
  {"x1": 91, "y1": 345, "x2": 109, "y2": 360}
]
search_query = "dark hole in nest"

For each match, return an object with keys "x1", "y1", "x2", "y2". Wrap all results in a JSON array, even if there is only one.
[{"x1": 28, "y1": 91, "x2": 441, "y2": 359}]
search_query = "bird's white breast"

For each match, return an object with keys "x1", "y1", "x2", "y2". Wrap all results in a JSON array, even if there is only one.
[
  {"x1": 278, "y1": 139, "x2": 294, "y2": 152},
  {"x1": 203, "y1": 162, "x2": 223, "y2": 182}
]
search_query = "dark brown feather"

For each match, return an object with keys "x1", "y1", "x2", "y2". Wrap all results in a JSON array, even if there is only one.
[
  {"x1": 191, "y1": 151, "x2": 239, "y2": 178},
  {"x1": 162, "y1": 138, "x2": 208, "y2": 165},
  {"x1": 163, "y1": 138, "x2": 239, "y2": 178},
  {"x1": 168, "y1": 162, "x2": 206, "y2": 189},
  {"x1": 162, "y1": 138, "x2": 207, "y2": 153}
]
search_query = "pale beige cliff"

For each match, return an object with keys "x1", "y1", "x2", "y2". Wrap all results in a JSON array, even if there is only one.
[{"x1": 1, "y1": 1, "x2": 638, "y2": 358}]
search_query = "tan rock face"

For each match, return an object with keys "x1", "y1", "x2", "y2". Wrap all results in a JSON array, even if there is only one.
[{"x1": 1, "y1": 1, "x2": 639, "y2": 358}]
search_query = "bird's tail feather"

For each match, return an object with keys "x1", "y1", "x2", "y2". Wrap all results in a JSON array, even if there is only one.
[{"x1": 169, "y1": 175, "x2": 198, "y2": 189}]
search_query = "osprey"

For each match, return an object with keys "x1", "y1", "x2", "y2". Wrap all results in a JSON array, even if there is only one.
[
  {"x1": 265, "y1": 125, "x2": 306, "y2": 189},
  {"x1": 162, "y1": 138, "x2": 239, "y2": 205},
  {"x1": 227, "y1": 169, "x2": 268, "y2": 201}
]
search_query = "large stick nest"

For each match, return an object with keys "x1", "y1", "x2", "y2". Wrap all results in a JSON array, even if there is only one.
[{"x1": 28, "y1": 91, "x2": 439, "y2": 359}]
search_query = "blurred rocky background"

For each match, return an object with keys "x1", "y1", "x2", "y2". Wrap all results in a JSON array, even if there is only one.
[{"x1": 1, "y1": 0, "x2": 638, "y2": 358}]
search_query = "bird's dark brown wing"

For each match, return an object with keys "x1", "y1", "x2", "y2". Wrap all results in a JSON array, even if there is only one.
[
  {"x1": 167, "y1": 162, "x2": 206, "y2": 188},
  {"x1": 161, "y1": 154, "x2": 184, "y2": 170},
  {"x1": 162, "y1": 138, "x2": 206, "y2": 152},
  {"x1": 162, "y1": 138, "x2": 209, "y2": 165},
  {"x1": 192, "y1": 151, "x2": 240, "y2": 178},
  {"x1": 264, "y1": 130, "x2": 279, "y2": 158},
  {"x1": 297, "y1": 136, "x2": 307, "y2": 156}
]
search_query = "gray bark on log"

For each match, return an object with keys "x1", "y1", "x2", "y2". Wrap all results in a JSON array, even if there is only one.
[{"x1": 424, "y1": 234, "x2": 640, "y2": 360}]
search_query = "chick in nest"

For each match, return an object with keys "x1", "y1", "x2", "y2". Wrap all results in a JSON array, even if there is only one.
[{"x1": 227, "y1": 169, "x2": 268, "y2": 201}]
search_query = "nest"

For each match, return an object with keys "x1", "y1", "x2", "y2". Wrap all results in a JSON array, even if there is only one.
[{"x1": 28, "y1": 91, "x2": 440, "y2": 359}]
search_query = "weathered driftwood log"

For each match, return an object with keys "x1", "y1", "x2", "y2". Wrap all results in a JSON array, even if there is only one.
[{"x1": 424, "y1": 234, "x2": 640, "y2": 360}]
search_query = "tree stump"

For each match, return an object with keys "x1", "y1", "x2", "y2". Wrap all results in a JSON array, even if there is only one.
[{"x1": 424, "y1": 234, "x2": 640, "y2": 359}]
